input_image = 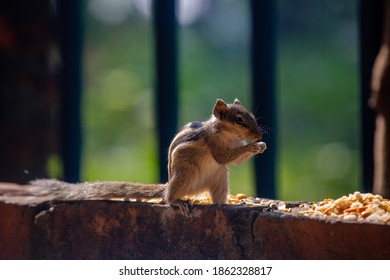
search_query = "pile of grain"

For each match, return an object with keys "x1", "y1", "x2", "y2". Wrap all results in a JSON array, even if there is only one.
[{"x1": 299, "y1": 192, "x2": 390, "y2": 223}]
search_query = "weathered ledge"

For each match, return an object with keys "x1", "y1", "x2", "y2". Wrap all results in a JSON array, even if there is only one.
[{"x1": 0, "y1": 183, "x2": 389, "y2": 259}]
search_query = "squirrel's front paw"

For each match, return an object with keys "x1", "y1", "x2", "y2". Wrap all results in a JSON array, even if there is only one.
[{"x1": 251, "y1": 141, "x2": 267, "y2": 154}]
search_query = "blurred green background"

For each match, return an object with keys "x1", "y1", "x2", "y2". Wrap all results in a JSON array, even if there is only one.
[{"x1": 80, "y1": 0, "x2": 359, "y2": 201}]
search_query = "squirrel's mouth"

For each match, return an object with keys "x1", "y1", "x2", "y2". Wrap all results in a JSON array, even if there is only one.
[
  {"x1": 246, "y1": 133, "x2": 262, "y2": 142},
  {"x1": 253, "y1": 132, "x2": 263, "y2": 142},
  {"x1": 251, "y1": 135, "x2": 263, "y2": 143},
  {"x1": 242, "y1": 139, "x2": 264, "y2": 145}
]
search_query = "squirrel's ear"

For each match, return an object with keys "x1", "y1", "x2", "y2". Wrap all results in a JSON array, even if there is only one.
[
  {"x1": 233, "y1": 98, "x2": 241, "y2": 105},
  {"x1": 213, "y1": 99, "x2": 228, "y2": 119}
]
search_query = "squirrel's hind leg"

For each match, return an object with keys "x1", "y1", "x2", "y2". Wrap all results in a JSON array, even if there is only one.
[{"x1": 165, "y1": 169, "x2": 198, "y2": 216}]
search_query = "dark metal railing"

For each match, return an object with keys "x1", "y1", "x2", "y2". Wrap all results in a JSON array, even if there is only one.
[
  {"x1": 153, "y1": 0, "x2": 179, "y2": 184},
  {"x1": 59, "y1": 0, "x2": 83, "y2": 183},
  {"x1": 250, "y1": 0, "x2": 277, "y2": 198},
  {"x1": 358, "y1": 0, "x2": 381, "y2": 193}
]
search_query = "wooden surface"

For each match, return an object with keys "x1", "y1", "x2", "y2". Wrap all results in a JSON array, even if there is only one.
[{"x1": 0, "y1": 183, "x2": 389, "y2": 259}]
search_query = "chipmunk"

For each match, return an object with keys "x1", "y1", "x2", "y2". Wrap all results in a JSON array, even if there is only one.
[{"x1": 31, "y1": 99, "x2": 267, "y2": 213}]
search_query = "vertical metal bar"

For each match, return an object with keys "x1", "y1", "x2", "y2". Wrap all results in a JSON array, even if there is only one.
[
  {"x1": 250, "y1": 0, "x2": 277, "y2": 198},
  {"x1": 358, "y1": 0, "x2": 383, "y2": 193},
  {"x1": 58, "y1": 0, "x2": 83, "y2": 183},
  {"x1": 152, "y1": 0, "x2": 178, "y2": 183}
]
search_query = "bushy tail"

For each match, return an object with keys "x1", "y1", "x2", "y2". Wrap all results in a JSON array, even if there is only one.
[{"x1": 29, "y1": 179, "x2": 166, "y2": 200}]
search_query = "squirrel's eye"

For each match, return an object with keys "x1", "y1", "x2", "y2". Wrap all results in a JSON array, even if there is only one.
[{"x1": 235, "y1": 116, "x2": 244, "y2": 125}]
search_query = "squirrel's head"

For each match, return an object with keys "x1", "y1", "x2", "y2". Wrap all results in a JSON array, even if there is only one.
[{"x1": 212, "y1": 98, "x2": 263, "y2": 141}]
